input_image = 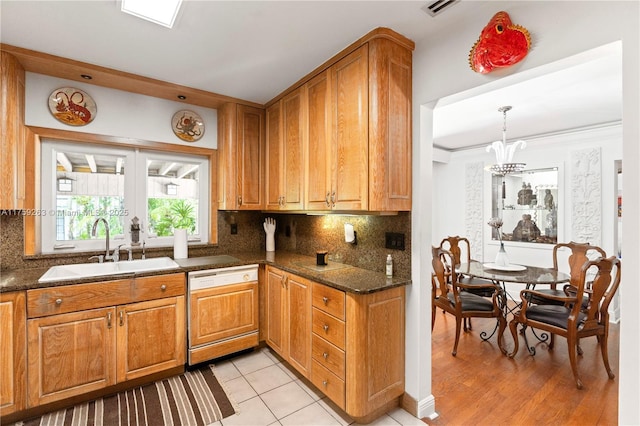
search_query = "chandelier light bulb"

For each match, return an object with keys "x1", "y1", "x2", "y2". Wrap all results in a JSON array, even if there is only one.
[{"x1": 486, "y1": 106, "x2": 526, "y2": 175}]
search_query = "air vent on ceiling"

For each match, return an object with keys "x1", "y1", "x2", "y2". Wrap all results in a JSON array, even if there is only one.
[{"x1": 422, "y1": 0, "x2": 460, "y2": 17}]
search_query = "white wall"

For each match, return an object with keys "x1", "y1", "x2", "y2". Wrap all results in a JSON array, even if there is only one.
[
  {"x1": 433, "y1": 124, "x2": 622, "y2": 268},
  {"x1": 25, "y1": 73, "x2": 218, "y2": 149},
  {"x1": 411, "y1": 1, "x2": 639, "y2": 422}
]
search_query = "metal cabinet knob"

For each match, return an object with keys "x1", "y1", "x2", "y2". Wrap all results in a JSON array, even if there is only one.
[
  {"x1": 322, "y1": 296, "x2": 329, "y2": 305},
  {"x1": 323, "y1": 352, "x2": 328, "y2": 360},
  {"x1": 323, "y1": 324, "x2": 329, "y2": 332},
  {"x1": 160, "y1": 284, "x2": 167, "y2": 291},
  {"x1": 322, "y1": 380, "x2": 328, "y2": 387},
  {"x1": 55, "y1": 298, "x2": 62, "y2": 305}
]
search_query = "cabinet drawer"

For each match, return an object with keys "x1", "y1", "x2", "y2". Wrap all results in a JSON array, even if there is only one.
[
  {"x1": 132, "y1": 273, "x2": 185, "y2": 302},
  {"x1": 27, "y1": 279, "x2": 133, "y2": 318},
  {"x1": 312, "y1": 308, "x2": 345, "y2": 350},
  {"x1": 311, "y1": 360, "x2": 345, "y2": 409},
  {"x1": 312, "y1": 283, "x2": 345, "y2": 320},
  {"x1": 312, "y1": 334, "x2": 345, "y2": 379}
]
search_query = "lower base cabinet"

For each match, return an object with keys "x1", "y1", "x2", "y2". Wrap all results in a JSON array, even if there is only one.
[
  {"x1": 265, "y1": 267, "x2": 405, "y2": 423},
  {"x1": 25, "y1": 273, "x2": 185, "y2": 408},
  {"x1": 0, "y1": 291, "x2": 27, "y2": 417}
]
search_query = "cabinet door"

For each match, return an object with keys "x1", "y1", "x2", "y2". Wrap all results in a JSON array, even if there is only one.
[
  {"x1": 189, "y1": 282, "x2": 258, "y2": 346},
  {"x1": 287, "y1": 274, "x2": 311, "y2": 377},
  {"x1": 305, "y1": 70, "x2": 333, "y2": 210},
  {"x1": 1, "y1": 51, "x2": 27, "y2": 209},
  {"x1": 236, "y1": 104, "x2": 265, "y2": 210},
  {"x1": 117, "y1": 296, "x2": 185, "y2": 382},
  {"x1": 0, "y1": 292, "x2": 26, "y2": 415},
  {"x1": 281, "y1": 88, "x2": 305, "y2": 210},
  {"x1": 265, "y1": 101, "x2": 283, "y2": 210},
  {"x1": 27, "y1": 307, "x2": 116, "y2": 407},
  {"x1": 331, "y1": 45, "x2": 369, "y2": 211},
  {"x1": 265, "y1": 267, "x2": 287, "y2": 358},
  {"x1": 368, "y1": 38, "x2": 412, "y2": 211}
]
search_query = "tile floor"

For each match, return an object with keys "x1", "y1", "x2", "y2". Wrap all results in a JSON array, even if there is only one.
[{"x1": 210, "y1": 347, "x2": 426, "y2": 426}]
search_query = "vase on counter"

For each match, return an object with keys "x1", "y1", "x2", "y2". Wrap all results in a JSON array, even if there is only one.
[{"x1": 495, "y1": 242, "x2": 509, "y2": 266}]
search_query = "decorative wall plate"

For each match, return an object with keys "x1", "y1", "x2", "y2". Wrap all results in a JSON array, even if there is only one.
[
  {"x1": 172, "y1": 110, "x2": 204, "y2": 142},
  {"x1": 48, "y1": 87, "x2": 97, "y2": 126}
]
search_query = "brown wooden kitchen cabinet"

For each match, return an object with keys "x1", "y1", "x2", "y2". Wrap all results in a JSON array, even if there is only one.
[
  {"x1": 1, "y1": 51, "x2": 34, "y2": 210},
  {"x1": 265, "y1": 270, "x2": 405, "y2": 423},
  {"x1": 304, "y1": 70, "x2": 333, "y2": 210},
  {"x1": 265, "y1": 87, "x2": 305, "y2": 210},
  {"x1": 0, "y1": 291, "x2": 27, "y2": 417},
  {"x1": 218, "y1": 103, "x2": 265, "y2": 210},
  {"x1": 274, "y1": 28, "x2": 413, "y2": 212},
  {"x1": 265, "y1": 266, "x2": 312, "y2": 377},
  {"x1": 25, "y1": 273, "x2": 185, "y2": 408}
]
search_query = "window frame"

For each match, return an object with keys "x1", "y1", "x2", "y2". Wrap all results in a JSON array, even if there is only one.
[{"x1": 40, "y1": 140, "x2": 211, "y2": 254}]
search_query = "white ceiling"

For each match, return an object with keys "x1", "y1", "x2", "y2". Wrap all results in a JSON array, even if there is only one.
[{"x1": 0, "y1": 1, "x2": 622, "y2": 151}]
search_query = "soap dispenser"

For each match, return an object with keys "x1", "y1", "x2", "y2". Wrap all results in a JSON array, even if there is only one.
[{"x1": 386, "y1": 254, "x2": 393, "y2": 277}]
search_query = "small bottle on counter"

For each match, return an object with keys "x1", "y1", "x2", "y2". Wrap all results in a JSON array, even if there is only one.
[{"x1": 386, "y1": 254, "x2": 393, "y2": 277}]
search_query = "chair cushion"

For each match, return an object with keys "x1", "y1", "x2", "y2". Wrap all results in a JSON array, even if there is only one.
[
  {"x1": 448, "y1": 292, "x2": 495, "y2": 312},
  {"x1": 525, "y1": 304, "x2": 587, "y2": 329},
  {"x1": 459, "y1": 276, "x2": 496, "y2": 297}
]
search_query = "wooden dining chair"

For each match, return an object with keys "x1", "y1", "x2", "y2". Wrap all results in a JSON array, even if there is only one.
[
  {"x1": 438, "y1": 236, "x2": 494, "y2": 297},
  {"x1": 431, "y1": 246, "x2": 506, "y2": 356},
  {"x1": 507, "y1": 255, "x2": 621, "y2": 389},
  {"x1": 530, "y1": 242, "x2": 606, "y2": 308}
]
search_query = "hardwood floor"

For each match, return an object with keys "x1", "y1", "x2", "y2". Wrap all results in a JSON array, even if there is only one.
[{"x1": 423, "y1": 313, "x2": 619, "y2": 425}]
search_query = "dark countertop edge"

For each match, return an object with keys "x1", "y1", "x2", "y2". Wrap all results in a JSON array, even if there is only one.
[{"x1": 0, "y1": 252, "x2": 411, "y2": 295}]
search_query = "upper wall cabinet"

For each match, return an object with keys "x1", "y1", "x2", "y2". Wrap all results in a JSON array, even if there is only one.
[
  {"x1": 265, "y1": 87, "x2": 305, "y2": 210},
  {"x1": 367, "y1": 37, "x2": 413, "y2": 211},
  {"x1": 268, "y1": 28, "x2": 414, "y2": 212},
  {"x1": 218, "y1": 103, "x2": 265, "y2": 210},
  {"x1": 1, "y1": 51, "x2": 32, "y2": 210}
]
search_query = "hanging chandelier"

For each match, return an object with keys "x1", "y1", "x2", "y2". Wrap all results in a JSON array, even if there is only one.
[{"x1": 486, "y1": 106, "x2": 526, "y2": 175}]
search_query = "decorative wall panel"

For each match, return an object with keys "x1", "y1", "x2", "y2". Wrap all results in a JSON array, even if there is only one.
[
  {"x1": 571, "y1": 148, "x2": 601, "y2": 246},
  {"x1": 465, "y1": 162, "x2": 484, "y2": 260}
]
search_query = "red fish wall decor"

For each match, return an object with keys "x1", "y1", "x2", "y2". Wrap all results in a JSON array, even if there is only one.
[{"x1": 469, "y1": 11, "x2": 531, "y2": 74}]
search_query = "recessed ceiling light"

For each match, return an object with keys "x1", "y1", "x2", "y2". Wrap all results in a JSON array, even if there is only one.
[{"x1": 121, "y1": 0, "x2": 183, "y2": 29}]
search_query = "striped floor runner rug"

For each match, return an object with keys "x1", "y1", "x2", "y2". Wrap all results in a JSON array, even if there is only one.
[{"x1": 20, "y1": 365, "x2": 236, "y2": 426}]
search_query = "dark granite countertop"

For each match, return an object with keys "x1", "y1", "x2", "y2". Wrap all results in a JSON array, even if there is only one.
[{"x1": 0, "y1": 251, "x2": 410, "y2": 294}]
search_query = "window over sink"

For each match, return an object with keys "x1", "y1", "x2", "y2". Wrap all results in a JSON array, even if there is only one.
[{"x1": 41, "y1": 141, "x2": 209, "y2": 253}]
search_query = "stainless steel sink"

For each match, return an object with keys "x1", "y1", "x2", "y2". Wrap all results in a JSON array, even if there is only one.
[{"x1": 38, "y1": 257, "x2": 180, "y2": 283}]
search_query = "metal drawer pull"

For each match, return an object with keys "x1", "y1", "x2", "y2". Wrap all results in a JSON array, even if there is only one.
[
  {"x1": 107, "y1": 312, "x2": 112, "y2": 328},
  {"x1": 322, "y1": 296, "x2": 329, "y2": 305},
  {"x1": 323, "y1": 352, "x2": 328, "y2": 360},
  {"x1": 119, "y1": 311, "x2": 124, "y2": 326},
  {"x1": 160, "y1": 284, "x2": 167, "y2": 291},
  {"x1": 55, "y1": 298, "x2": 62, "y2": 305},
  {"x1": 322, "y1": 380, "x2": 328, "y2": 387},
  {"x1": 323, "y1": 324, "x2": 329, "y2": 332}
]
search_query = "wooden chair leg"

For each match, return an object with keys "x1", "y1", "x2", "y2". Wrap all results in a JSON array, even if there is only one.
[
  {"x1": 497, "y1": 315, "x2": 508, "y2": 355},
  {"x1": 567, "y1": 334, "x2": 584, "y2": 389},
  {"x1": 431, "y1": 304, "x2": 437, "y2": 331},
  {"x1": 507, "y1": 319, "x2": 520, "y2": 358},
  {"x1": 599, "y1": 331, "x2": 615, "y2": 379},
  {"x1": 452, "y1": 316, "x2": 462, "y2": 356}
]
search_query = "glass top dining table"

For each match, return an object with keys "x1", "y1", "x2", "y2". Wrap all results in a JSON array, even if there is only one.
[{"x1": 457, "y1": 260, "x2": 570, "y2": 287}]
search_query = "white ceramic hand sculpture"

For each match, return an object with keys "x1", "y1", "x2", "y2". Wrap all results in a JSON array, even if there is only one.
[{"x1": 263, "y1": 217, "x2": 276, "y2": 252}]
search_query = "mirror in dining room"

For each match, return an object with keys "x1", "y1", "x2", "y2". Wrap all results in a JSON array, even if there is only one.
[{"x1": 491, "y1": 167, "x2": 558, "y2": 244}]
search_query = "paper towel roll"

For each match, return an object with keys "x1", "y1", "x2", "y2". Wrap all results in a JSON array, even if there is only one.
[{"x1": 173, "y1": 228, "x2": 188, "y2": 259}]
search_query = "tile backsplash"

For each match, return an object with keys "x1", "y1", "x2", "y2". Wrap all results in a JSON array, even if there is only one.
[{"x1": 1, "y1": 211, "x2": 411, "y2": 277}]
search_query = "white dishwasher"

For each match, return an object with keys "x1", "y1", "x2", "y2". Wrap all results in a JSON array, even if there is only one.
[{"x1": 187, "y1": 264, "x2": 259, "y2": 365}]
